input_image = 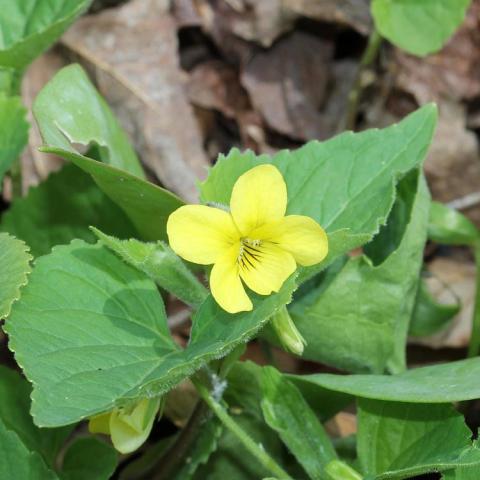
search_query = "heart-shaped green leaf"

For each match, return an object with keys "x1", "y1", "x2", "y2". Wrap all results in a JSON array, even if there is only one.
[
  {"x1": 371, "y1": 0, "x2": 471, "y2": 56},
  {"x1": 290, "y1": 170, "x2": 429, "y2": 373},
  {"x1": 33, "y1": 64, "x2": 144, "y2": 178},
  {"x1": 0, "y1": 0, "x2": 91, "y2": 70},
  {"x1": 0, "y1": 94, "x2": 28, "y2": 190},
  {"x1": 6, "y1": 241, "x2": 296, "y2": 426},
  {"x1": 0, "y1": 233, "x2": 31, "y2": 319}
]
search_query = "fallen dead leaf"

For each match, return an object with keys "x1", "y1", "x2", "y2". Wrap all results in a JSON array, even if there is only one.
[
  {"x1": 394, "y1": 0, "x2": 480, "y2": 103},
  {"x1": 187, "y1": 59, "x2": 249, "y2": 119},
  {"x1": 284, "y1": 0, "x2": 371, "y2": 35},
  {"x1": 181, "y1": 0, "x2": 370, "y2": 50},
  {"x1": 424, "y1": 100, "x2": 480, "y2": 224},
  {"x1": 241, "y1": 32, "x2": 335, "y2": 141},
  {"x1": 20, "y1": 49, "x2": 66, "y2": 194},
  {"x1": 410, "y1": 256, "x2": 475, "y2": 349},
  {"x1": 325, "y1": 412, "x2": 357, "y2": 438},
  {"x1": 62, "y1": 0, "x2": 209, "y2": 202}
]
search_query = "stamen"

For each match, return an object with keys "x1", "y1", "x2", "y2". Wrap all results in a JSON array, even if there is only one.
[{"x1": 238, "y1": 238, "x2": 262, "y2": 270}]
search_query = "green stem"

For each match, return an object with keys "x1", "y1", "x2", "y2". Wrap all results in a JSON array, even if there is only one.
[
  {"x1": 325, "y1": 459, "x2": 363, "y2": 480},
  {"x1": 193, "y1": 379, "x2": 293, "y2": 480},
  {"x1": 468, "y1": 241, "x2": 480, "y2": 357},
  {"x1": 344, "y1": 27, "x2": 383, "y2": 131}
]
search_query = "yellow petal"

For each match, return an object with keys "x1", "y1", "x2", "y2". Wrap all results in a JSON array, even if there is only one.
[
  {"x1": 109, "y1": 398, "x2": 160, "y2": 454},
  {"x1": 210, "y1": 242, "x2": 252, "y2": 313},
  {"x1": 252, "y1": 215, "x2": 328, "y2": 266},
  {"x1": 239, "y1": 242, "x2": 296, "y2": 295},
  {"x1": 167, "y1": 205, "x2": 238, "y2": 264},
  {"x1": 230, "y1": 164, "x2": 287, "y2": 235},
  {"x1": 88, "y1": 412, "x2": 111, "y2": 435}
]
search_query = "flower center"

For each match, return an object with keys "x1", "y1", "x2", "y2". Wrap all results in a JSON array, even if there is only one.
[{"x1": 238, "y1": 238, "x2": 262, "y2": 270}]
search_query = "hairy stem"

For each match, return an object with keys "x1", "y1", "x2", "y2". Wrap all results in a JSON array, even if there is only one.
[
  {"x1": 468, "y1": 241, "x2": 480, "y2": 357},
  {"x1": 193, "y1": 379, "x2": 293, "y2": 480},
  {"x1": 344, "y1": 28, "x2": 382, "y2": 131}
]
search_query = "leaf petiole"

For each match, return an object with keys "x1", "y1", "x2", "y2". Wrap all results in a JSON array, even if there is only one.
[{"x1": 193, "y1": 378, "x2": 294, "y2": 480}]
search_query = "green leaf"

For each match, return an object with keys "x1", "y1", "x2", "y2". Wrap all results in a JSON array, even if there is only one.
[
  {"x1": 428, "y1": 201, "x2": 479, "y2": 246},
  {"x1": 289, "y1": 357, "x2": 480, "y2": 403},
  {"x1": 33, "y1": 64, "x2": 144, "y2": 178},
  {"x1": 290, "y1": 170, "x2": 430, "y2": 373},
  {"x1": 357, "y1": 399, "x2": 480, "y2": 479},
  {"x1": 0, "y1": 0, "x2": 91, "y2": 70},
  {"x1": 409, "y1": 279, "x2": 459, "y2": 337},
  {"x1": 173, "y1": 419, "x2": 223, "y2": 479},
  {"x1": 0, "y1": 419, "x2": 57, "y2": 480},
  {"x1": 39, "y1": 148, "x2": 183, "y2": 242},
  {"x1": 92, "y1": 228, "x2": 208, "y2": 309},
  {"x1": 0, "y1": 163, "x2": 137, "y2": 257},
  {"x1": 194, "y1": 367, "x2": 296, "y2": 480},
  {"x1": 0, "y1": 308, "x2": 115, "y2": 480},
  {"x1": 6, "y1": 240, "x2": 178, "y2": 427},
  {"x1": 200, "y1": 105, "x2": 437, "y2": 280},
  {"x1": 443, "y1": 465, "x2": 480, "y2": 479},
  {"x1": 0, "y1": 94, "x2": 28, "y2": 190},
  {"x1": 228, "y1": 361, "x2": 350, "y2": 425},
  {"x1": 0, "y1": 366, "x2": 72, "y2": 467},
  {"x1": 193, "y1": 413, "x2": 288, "y2": 480},
  {"x1": 371, "y1": 0, "x2": 471, "y2": 56},
  {"x1": 260, "y1": 366, "x2": 337, "y2": 480},
  {"x1": 6, "y1": 241, "x2": 296, "y2": 427},
  {"x1": 0, "y1": 233, "x2": 31, "y2": 319},
  {"x1": 61, "y1": 437, "x2": 117, "y2": 480}
]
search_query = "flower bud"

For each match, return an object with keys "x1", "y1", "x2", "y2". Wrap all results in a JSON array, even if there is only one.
[
  {"x1": 89, "y1": 396, "x2": 162, "y2": 454},
  {"x1": 270, "y1": 306, "x2": 306, "y2": 355}
]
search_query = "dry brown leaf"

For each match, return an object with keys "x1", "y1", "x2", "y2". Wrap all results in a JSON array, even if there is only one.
[
  {"x1": 284, "y1": 0, "x2": 371, "y2": 34},
  {"x1": 62, "y1": 0, "x2": 209, "y2": 202},
  {"x1": 187, "y1": 60, "x2": 249, "y2": 118},
  {"x1": 242, "y1": 32, "x2": 349, "y2": 141},
  {"x1": 178, "y1": 0, "x2": 370, "y2": 50},
  {"x1": 394, "y1": 0, "x2": 480, "y2": 103},
  {"x1": 424, "y1": 100, "x2": 480, "y2": 224},
  {"x1": 410, "y1": 256, "x2": 475, "y2": 349},
  {"x1": 325, "y1": 412, "x2": 357, "y2": 438},
  {"x1": 20, "y1": 50, "x2": 66, "y2": 194}
]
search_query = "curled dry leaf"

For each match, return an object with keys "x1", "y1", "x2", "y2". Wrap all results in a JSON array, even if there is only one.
[
  {"x1": 187, "y1": 60, "x2": 249, "y2": 119},
  {"x1": 325, "y1": 412, "x2": 357, "y2": 438},
  {"x1": 283, "y1": 0, "x2": 371, "y2": 35},
  {"x1": 186, "y1": 59, "x2": 267, "y2": 152},
  {"x1": 241, "y1": 32, "x2": 357, "y2": 141},
  {"x1": 176, "y1": 0, "x2": 371, "y2": 49},
  {"x1": 20, "y1": 50, "x2": 66, "y2": 193},
  {"x1": 424, "y1": 101, "x2": 480, "y2": 224},
  {"x1": 410, "y1": 257, "x2": 475, "y2": 350},
  {"x1": 62, "y1": 0, "x2": 209, "y2": 202},
  {"x1": 394, "y1": 0, "x2": 480, "y2": 103}
]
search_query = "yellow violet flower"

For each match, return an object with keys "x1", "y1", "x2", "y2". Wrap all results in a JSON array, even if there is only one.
[
  {"x1": 167, "y1": 164, "x2": 328, "y2": 313},
  {"x1": 89, "y1": 397, "x2": 161, "y2": 454}
]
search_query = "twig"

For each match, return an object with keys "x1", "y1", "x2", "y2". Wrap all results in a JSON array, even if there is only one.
[
  {"x1": 344, "y1": 28, "x2": 383, "y2": 131},
  {"x1": 447, "y1": 191, "x2": 480, "y2": 211}
]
